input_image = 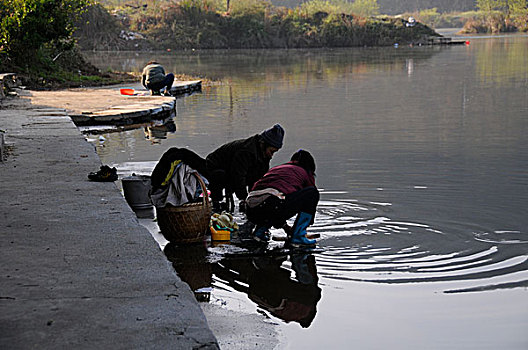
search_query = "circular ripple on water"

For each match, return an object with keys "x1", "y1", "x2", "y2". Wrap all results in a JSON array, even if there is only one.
[{"x1": 311, "y1": 192, "x2": 528, "y2": 293}]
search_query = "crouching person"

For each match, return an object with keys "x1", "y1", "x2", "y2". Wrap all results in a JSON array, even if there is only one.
[
  {"x1": 205, "y1": 124, "x2": 285, "y2": 213},
  {"x1": 141, "y1": 61, "x2": 175, "y2": 96},
  {"x1": 245, "y1": 150, "x2": 319, "y2": 247}
]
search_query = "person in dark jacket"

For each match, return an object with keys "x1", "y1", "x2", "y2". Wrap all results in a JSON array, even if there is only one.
[
  {"x1": 205, "y1": 124, "x2": 285, "y2": 212},
  {"x1": 141, "y1": 61, "x2": 174, "y2": 96},
  {"x1": 246, "y1": 149, "x2": 319, "y2": 246}
]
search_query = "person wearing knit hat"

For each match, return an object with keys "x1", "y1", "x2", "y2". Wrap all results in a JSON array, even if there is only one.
[
  {"x1": 205, "y1": 124, "x2": 285, "y2": 212},
  {"x1": 260, "y1": 124, "x2": 284, "y2": 149}
]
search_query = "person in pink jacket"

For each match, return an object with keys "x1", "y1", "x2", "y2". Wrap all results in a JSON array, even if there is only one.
[{"x1": 245, "y1": 149, "x2": 319, "y2": 246}]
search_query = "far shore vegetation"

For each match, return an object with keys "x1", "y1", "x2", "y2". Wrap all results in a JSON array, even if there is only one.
[
  {"x1": 1, "y1": 0, "x2": 527, "y2": 89},
  {"x1": 402, "y1": 0, "x2": 528, "y2": 33},
  {"x1": 75, "y1": 0, "x2": 438, "y2": 51}
]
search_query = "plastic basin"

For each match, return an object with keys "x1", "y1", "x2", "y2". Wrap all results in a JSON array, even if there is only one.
[{"x1": 120, "y1": 88, "x2": 134, "y2": 95}]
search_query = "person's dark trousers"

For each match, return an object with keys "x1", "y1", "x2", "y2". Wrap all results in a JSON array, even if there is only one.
[
  {"x1": 247, "y1": 186, "x2": 319, "y2": 228},
  {"x1": 148, "y1": 73, "x2": 175, "y2": 93},
  {"x1": 206, "y1": 168, "x2": 228, "y2": 203}
]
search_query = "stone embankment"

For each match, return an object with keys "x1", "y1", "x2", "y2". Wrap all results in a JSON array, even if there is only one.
[{"x1": 0, "y1": 76, "x2": 218, "y2": 349}]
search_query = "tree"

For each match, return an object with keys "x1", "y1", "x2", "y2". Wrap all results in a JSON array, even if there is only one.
[
  {"x1": 476, "y1": 0, "x2": 509, "y2": 12},
  {"x1": 476, "y1": 0, "x2": 528, "y2": 15},
  {"x1": 350, "y1": 0, "x2": 379, "y2": 17},
  {"x1": 0, "y1": 0, "x2": 91, "y2": 66},
  {"x1": 507, "y1": 0, "x2": 528, "y2": 15}
]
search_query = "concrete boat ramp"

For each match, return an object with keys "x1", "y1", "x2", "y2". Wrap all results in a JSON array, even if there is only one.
[
  {"x1": 27, "y1": 80, "x2": 202, "y2": 126},
  {"x1": 0, "y1": 81, "x2": 220, "y2": 349}
]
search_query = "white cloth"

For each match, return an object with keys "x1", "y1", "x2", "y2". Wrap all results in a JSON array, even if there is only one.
[
  {"x1": 246, "y1": 187, "x2": 285, "y2": 208},
  {"x1": 150, "y1": 164, "x2": 206, "y2": 208}
]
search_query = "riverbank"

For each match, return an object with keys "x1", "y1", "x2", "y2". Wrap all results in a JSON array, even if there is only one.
[
  {"x1": 74, "y1": 2, "x2": 528, "y2": 52},
  {"x1": 74, "y1": 2, "x2": 439, "y2": 51},
  {"x1": 0, "y1": 90, "x2": 219, "y2": 349}
]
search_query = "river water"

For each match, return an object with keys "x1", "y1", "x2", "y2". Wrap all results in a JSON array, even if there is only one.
[{"x1": 83, "y1": 34, "x2": 528, "y2": 349}]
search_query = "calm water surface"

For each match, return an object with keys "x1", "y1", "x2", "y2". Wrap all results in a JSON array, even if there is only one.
[{"x1": 84, "y1": 35, "x2": 528, "y2": 349}]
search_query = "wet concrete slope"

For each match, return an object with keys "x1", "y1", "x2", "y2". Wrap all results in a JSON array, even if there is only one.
[{"x1": 0, "y1": 95, "x2": 218, "y2": 349}]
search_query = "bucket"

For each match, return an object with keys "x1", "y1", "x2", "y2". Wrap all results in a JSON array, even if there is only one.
[{"x1": 122, "y1": 175, "x2": 154, "y2": 218}]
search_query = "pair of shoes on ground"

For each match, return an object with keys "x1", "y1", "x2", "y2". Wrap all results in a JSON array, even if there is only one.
[{"x1": 88, "y1": 165, "x2": 118, "y2": 182}]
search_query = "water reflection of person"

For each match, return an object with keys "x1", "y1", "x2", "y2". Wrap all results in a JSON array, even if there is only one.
[
  {"x1": 213, "y1": 253, "x2": 321, "y2": 328},
  {"x1": 144, "y1": 118, "x2": 177, "y2": 142},
  {"x1": 164, "y1": 243, "x2": 213, "y2": 301}
]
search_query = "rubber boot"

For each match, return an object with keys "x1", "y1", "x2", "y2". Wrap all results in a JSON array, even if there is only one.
[
  {"x1": 290, "y1": 212, "x2": 316, "y2": 247},
  {"x1": 253, "y1": 225, "x2": 271, "y2": 242}
]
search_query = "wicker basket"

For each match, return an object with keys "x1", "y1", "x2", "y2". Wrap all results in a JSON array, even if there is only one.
[{"x1": 156, "y1": 172, "x2": 211, "y2": 244}]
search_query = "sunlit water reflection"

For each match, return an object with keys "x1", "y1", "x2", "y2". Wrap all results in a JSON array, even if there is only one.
[{"x1": 85, "y1": 35, "x2": 528, "y2": 349}]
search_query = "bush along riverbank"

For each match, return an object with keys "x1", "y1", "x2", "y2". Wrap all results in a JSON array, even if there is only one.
[
  {"x1": 460, "y1": 11, "x2": 528, "y2": 34},
  {"x1": 75, "y1": 0, "x2": 439, "y2": 51},
  {"x1": 0, "y1": 0, "x2": 136, "y2": 90},
  {"x1": 393, "y1": 8, "x2": 527, "y2": 34}
]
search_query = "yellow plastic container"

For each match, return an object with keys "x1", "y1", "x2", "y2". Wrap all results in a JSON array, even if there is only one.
[{"x1": 210, "y1": 226, "x2": 231, "y2": 241}]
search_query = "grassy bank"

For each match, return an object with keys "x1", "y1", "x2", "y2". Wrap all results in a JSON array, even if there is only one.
[
  {"x1": 75, "y1": 0, "x2": 439, "y2": 51},
  {"x1": 6, "y1": 48, "x2": 136, "y2": 90},
  {"x1": 395, "y1": 8, "x2": 527, "y2": 33},
  {"x1": 460, "y1": 11, "x2": 528, "y2": 33}
]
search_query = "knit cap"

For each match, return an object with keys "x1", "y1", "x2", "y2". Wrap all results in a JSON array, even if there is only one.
[{"x1": 260, "y1": 124, "x2": 285, "y2": 149}]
